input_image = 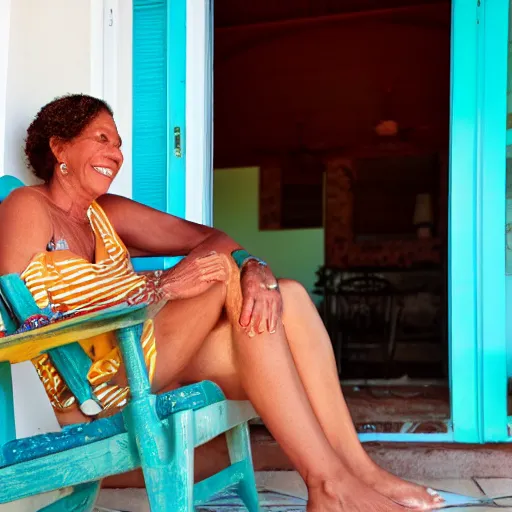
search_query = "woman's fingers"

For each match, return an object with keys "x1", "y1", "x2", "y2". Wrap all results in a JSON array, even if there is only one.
[
  {"x1": 199, "y1": 263, "x2": 228, "y2": 283},
  {"x1": 195, "y1": 251, "x2": 225, "y2": 267},
  {"x1": 250, "y1": 299, "x2": 263, "y2": 336},
  {"x1": 268, "y1": 298, "x2": 278, "y2": 334},
  {"x1": 161, "y1": 254, "x2": 227, "y2": 300},
  {"x1": 195, "y1": 253, "x2": 228, "y2": 280},
  {"x1": 239, "y1": 296, "x2": 255, "y2": 328},
  {"x1": 171, "y1": 252, "x2": 227, "y2": 284},
  {"x1": 257, "y1": 300, "x2": 269, "y2": 334}
]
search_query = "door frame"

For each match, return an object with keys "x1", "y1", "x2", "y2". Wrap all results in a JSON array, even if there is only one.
[
  {"x1": 449, "y1": 0, "x2": 509, "y2": 444},
  {"x1": 131, "y1": 0, "x2": 213, "y2": 271},
  {"x1": 203, "y1": 0, "x2": 511, "y2": 444},
  {"x1": 0, "y1": 0, "x2": 11, "y2": 174},
  {"x1": 129, "y1": 0, "x2": 512, "y2": 443},
  {"x1": 355, "y1": 0, "x2": 511, "y2": 444},
  {"x1": 186, "y1": 0, "x2": 214, "y2": 226}
]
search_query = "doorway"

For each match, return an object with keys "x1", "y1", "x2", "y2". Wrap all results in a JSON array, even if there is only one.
[
  {"x1": 213, "y1": 0, "x2": 452, "y2": 437},
  {"x1": 129, "y1": 0, "x2": 510, "y2": 442}
]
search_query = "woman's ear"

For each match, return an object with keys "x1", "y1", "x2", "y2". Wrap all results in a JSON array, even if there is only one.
[{"x1": 49, "y1": 136, "x2": 66, "y2": 162}]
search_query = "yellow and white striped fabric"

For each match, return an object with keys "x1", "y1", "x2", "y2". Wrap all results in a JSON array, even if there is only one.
[{"x1": 21, "y1": 201, "x2": 158, "y2": 413}]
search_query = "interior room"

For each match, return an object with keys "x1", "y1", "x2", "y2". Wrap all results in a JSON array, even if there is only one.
[{"x1": 213, "y1": 0, "x2": 451, "y2": 433}]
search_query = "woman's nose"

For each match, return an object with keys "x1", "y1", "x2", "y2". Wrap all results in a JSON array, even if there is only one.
[{"x1": 105, "y1": 145, "x2": 124, "y2": 168}]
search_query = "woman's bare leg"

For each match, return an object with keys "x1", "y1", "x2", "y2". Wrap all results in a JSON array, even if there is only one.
[
  {"x1": 152, "y1": 268, "x2": 405, "y2": 511},
  {"x1": 54, "y1": 284, "x2": 234, "y2": 488},
  {"x1": 276, "y1": 279, "x2": 443, "y2": 511}
]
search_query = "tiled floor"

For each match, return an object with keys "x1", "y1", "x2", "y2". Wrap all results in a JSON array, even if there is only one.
[{"x1": 93, "y1": 472, "x2": 512, "y2": 511}]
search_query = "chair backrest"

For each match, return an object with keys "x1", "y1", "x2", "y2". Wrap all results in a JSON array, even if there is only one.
[
  {"x1": 0, "y1": 177, "x2": 25, "y2": 336},
  {"x1": 0, "y1": 176, "x2": 24, "y2": 203}
]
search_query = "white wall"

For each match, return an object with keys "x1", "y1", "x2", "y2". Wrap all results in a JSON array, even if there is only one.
[
  {"x1": 4, "y1": 1, "x2": 91, "y2": 185},
  {"x1": 0, "y1": 0, "x2": 12, "y2": 169},
  {"x1": 3, "y1": 0, "x2": 133, "y2": 196},
  {"x1": 101, "y1": 0, "x2": 133, "y2": 199},
  {"x1": 186, "y1": 0, "x2": 213, "y2": 225},
  {"x1": 3, "y1": 0, "x2": 95, "y2": 437}
]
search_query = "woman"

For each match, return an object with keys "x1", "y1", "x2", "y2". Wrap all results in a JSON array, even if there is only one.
[{"x1": 0, "y1": 95, "x2": 443, "y2": 512}]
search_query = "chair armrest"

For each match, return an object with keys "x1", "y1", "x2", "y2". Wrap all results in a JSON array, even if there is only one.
[
  {"x1": 0, "y1": 274, "x2": 46, "y2": 333},
  {"x1": 0, "y1": 274, "x2": 103, "y2": 413},
  {"x1": 0, "y1": 286, "x2": 148, "y2": 416},
  {"x1": 0, "y1": 304, "x2": 148, "y2": 364},
  {"x1": 131, "y1": 255, "x2": 183, "y2": 272}
]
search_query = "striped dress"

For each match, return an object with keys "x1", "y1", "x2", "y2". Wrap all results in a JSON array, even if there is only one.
[{"x1": 21, "y1": 201, "x2": 158, "y2": 414}]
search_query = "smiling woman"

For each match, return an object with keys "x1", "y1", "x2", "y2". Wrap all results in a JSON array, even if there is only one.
[
  {"x1": 0, "y1": 93, "x2": 448, "y2": 512},
  {"x1": 47, "y1": 110, "x2": 123, "y2": 195},
  {"x1": 24, "y1": 95, "x2": 120, "y2": 184}
]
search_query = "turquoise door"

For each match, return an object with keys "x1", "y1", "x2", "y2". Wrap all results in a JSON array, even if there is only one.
[
  {"x1": 450, "y1": 0, "x2": 509, "y2": 443},
  {"x1": 131, "y1": 0, "x2": 512, "y2": 443},
  {"x1": 506, "y1": 0, "x2": 512, "y2": 442},
  {"x1": 132, "y1": 0, "x2": 186, "y2": 271},
  {"x1": 355, "y1": 0, "x2": 511, "y2": 444}
]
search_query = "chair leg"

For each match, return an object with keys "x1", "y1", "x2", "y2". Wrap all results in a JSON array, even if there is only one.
[
  {"x1": 140, "y1": 409, "x2": 194, "y2": 512},
  {"x1": 37, "y1": 481, "x2": 100, "y2": 512},
  {"x1": 226, "y1": 422, "x2": 260, "y2": 512}
]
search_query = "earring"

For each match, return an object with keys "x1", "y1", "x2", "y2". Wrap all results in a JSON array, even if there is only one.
[{"x1": 60, "y1": 163, "x2": 68, "y2": 175}]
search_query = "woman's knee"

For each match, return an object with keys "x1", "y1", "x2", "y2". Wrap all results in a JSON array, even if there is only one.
[
  {"x1": 278, "y1": 279, "x2": 314, "y2": 323},
  {"x1": 278, "y1": 278, "x2": 309, "y2": 300}
]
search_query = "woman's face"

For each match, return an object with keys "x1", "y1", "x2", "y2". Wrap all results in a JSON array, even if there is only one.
[{"x1": 53, "y1": 110, "x2": 124, "y2": 197}]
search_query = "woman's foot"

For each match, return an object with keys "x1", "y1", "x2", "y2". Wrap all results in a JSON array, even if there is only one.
[
  {"x1": 364, "y1": 466, "x2": 445, "y2": 510},
  {"x1": 306, "y1": 474, "x2": 410, "y2": 512}
]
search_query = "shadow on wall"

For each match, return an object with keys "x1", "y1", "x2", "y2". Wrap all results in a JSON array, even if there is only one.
[{"x1": 213, "y1": 167, "x2": 324, "y2": 301}]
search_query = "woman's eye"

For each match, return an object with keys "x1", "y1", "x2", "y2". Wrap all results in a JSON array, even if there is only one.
[{"x1": 99, "y1": 134, "x2": 108, "y2": 143}]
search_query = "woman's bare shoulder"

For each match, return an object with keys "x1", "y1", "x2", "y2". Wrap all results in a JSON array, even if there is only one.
[
  {"x1": 0, "y1": 187, "x2": 52, "y2": 274},
  {"x1": 1, "y1": 185, "x2": 49, "y2": 207},
  {"x1": 0, "y1": 186, "x2": 52, "y2": 231}
]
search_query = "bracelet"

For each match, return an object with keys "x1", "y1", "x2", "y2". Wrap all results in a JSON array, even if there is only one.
[{"x1": 231, "y1": 249, "x2": 268, "y2": 270}]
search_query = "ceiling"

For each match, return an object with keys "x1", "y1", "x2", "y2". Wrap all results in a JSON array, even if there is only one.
[{"x1": 214, "y1": 0, "x2": 449, "y2": 29}]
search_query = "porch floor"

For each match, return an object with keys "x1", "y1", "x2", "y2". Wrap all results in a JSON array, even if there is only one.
[
  {"x1": 93, "y1": 473, "x2": 512, "y2": 511},
  {"x1": 343, "y1": 383, "x2": 450, "y2": 433},
  {"x1": 249, "y1": 383, "x2": 452, "y2": 434}
]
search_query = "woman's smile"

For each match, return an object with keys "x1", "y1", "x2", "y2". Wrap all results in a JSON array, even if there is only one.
[{"x1": 92, "y1": 166, "x2": 114, "y2": 178}]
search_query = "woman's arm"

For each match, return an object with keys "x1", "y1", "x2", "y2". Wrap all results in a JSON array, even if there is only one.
[
  {"x1": 98, "y1": 193, "x2": 282, "y2": 334},
  {"x1": 97, "y1": 193, "x2": 239, "y2": 257}
]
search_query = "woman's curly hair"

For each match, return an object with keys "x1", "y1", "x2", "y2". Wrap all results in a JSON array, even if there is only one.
[{"x1": 25, "y1": 94, "x2": 113, "y2": 182}]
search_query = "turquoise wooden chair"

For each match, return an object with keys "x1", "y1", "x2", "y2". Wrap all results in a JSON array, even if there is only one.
[{"x1": 0, "y1": 175, "x2": 260, "y2": 511}]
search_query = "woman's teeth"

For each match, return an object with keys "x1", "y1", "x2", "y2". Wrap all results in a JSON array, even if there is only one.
[{"x1": 93, "y1": 166, "x2": 113, "y2": 177}]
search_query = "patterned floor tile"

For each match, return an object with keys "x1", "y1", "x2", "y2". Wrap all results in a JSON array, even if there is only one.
[
  {"x1": 446, "y1": 507, "x2": 512, "y2": 512},
  {"x1": 256, "y1": 471, "x2": 307, "y2": 500},
  {"x1": 411, "y1": 478, "x2": 484, "y2": 498},
  {"x1": 197, "y1": 487, "x2": 306, "y2": 511},
  {"x1": 94, "y1": 474, "x2": 512, "y2": 511},
  {"x1": 474, "y1": 478, "x2": 512, "y2": 507}
]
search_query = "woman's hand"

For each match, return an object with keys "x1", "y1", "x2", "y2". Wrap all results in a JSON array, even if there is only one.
[
  {"x1": 239, "y1": 261, "x2": 282, "y2": 336},
  {"x1": 159, "y1": 251, "x2": 228, "y2": 300}
]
